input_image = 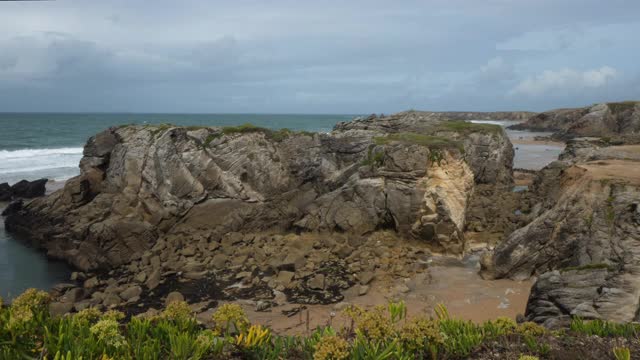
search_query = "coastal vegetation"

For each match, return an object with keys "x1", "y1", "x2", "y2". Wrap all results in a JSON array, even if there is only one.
[
  {"x1": 1, "y1": 289, "x2": 638, "y2": 359},
  {"x1": 373, "y1": 132, "x2": 464, "y2": 151}
]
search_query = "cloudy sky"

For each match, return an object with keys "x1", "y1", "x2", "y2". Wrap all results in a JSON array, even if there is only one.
[{"x1": 0, "y1": 0, "x2": 639, "y2": 113}]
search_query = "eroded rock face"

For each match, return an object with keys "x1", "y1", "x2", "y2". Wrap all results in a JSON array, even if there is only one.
[{"x1": 482, "y1": 141, "x2": 640, "y2": 325}]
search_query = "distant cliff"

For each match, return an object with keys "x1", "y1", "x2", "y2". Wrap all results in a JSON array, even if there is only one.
[{"x1": 509, "y1": 101, "x2": 640, "y2": 139}]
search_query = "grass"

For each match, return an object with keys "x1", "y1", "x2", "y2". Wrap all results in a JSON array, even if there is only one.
[
  {"x1": 220, "y1": 124, "x2": 314, "y2": 143},
  {"x1": 374, "y1": 132, "x2": 464, "y2": 152},
  {"x1": 1, "y1": 289, "x2": 639, "y2": 359},
  {"x1": 607, "y1": 101, "x2": 638, "y2": 114}
]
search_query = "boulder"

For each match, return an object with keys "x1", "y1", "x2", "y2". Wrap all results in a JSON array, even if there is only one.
[
  {"x1": 0, "y1": 183, "x2": 11, "y2": 201},
  {"x1": 49, "y1": 302, "x2": 74, "y2": 317},
  {"x1": 10, "y1": 179, "x2": 47, "y2": 198},
  {"x1": 1, "y1": 200, "x2": 22, "y2": 216},
  {"x1": 120, "y1": 285, "x2": 143, "y2": 301}
]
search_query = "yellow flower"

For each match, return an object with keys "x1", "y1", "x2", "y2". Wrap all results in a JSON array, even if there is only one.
[
  {"x1": 74, "y1": 307, "x2": 103, "y2": 323},
  {"x1": 313, "y1": 335, "x2": 349, "y2": 360},
  {"x1": 12, "y1": 288, "x2": 50, "y2": 311},
  {"x1": 161, "y1": 300, "x2": 193, "y2": 323},
  {"x1": 399, "y1": 317, "x2": 444, "y2": 351},
  {"x1": 9, "y1": 305, "x2": 34, "y2": 327},
  {"x1": 516, "y1": 322, "x2": 546, "y2": 337},
  {"x1": 343, "y1": 305, "x2": 393, "y2": 342},
  {"x1": 236, "y1": 325, "x2": 271, "y2": 348},
  {"x1": 212, "y1": 303, "x2": 249, "y2": 334},
  {"x1": 518, "y1": 356, "x2": 539, "y2": 360},
  {"x1": 491, "y1": 316, "x2": 517, "y2": 334},
  {"x1": 102, "y1": 309, "x2": 125, "y2": 321}
]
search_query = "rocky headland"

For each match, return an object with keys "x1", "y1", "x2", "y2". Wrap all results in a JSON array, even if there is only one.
[
  {"x1": 5, "y1": 105, "x2": 640, "y2": 332},
  {"x1": 4, "y1": 111, "x2": 515, "y2": 319},
  {"x1": 509, "y1": 101, "x2": 640, "y2": 140}
]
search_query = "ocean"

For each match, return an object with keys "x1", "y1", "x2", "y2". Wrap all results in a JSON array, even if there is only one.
[{"x1": 0, "y1": 112, "x2": 354, "y2": 299}]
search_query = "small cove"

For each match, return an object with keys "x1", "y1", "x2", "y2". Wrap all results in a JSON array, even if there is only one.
[{"x1": 0, "y1": 201, "x2": 71, "y2": 300}]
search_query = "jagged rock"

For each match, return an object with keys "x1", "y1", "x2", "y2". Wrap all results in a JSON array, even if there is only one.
[
  {"x1": 1, "y1": 200, "x2": 22, "y2": 216},
  {"x1": 60, "y1": 288, "x2": 84, "y2": 303},
  {"x1": 211, "y1": 254, "x2": 228, "y2": 269},
  {"x1": 276, "y1": 271, "x2": 295, "y2": 287},
  {"x1": 49, "y1": 302, "x2": 74, "y2": 317},
  {"x1": 0, "y1": 183, "x2": 11, "y2": 201},
  {"x1": 308, "y1": 274, "x2": 325, "y2": 290},
  {"x1": 358, "y1": 285, "x2": 370, "y2": 296},
  {"x1": 145, "y1": 269, "x2": 161, "y2": 290},
  {"x1": 357, "y1": 271, "x2": 375, "y2": 285},
  {"x1": 102, "y1": 294, "x2": 122, "y2": 307},
  {"x1": 9, "y1": 179, "x2": 48, "y2": 198},
  {"x1": 134, "y1": 272, "x2": 147, "y2": 283},
  {"x1": 83, "y1": 277, "x2": 99, "y2": 289},
  {"x1": 120, "y1": 285, "x2": 143, "y2": 301},
  {"x1": 256, "y1": 300, "x2": 272, "y2": 312},
  {"x1": 483, "y1": 141, "x2": 640, "y2": 324}
]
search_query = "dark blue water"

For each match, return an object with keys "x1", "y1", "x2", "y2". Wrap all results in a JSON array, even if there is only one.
[{"x1": 0, "y1": 112, "x2": 355, "y2": 299}]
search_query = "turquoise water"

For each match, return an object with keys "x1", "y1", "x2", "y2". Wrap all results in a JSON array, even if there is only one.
[{"x1": 0, "y1": 113, "x2": 354, "y2": 299}]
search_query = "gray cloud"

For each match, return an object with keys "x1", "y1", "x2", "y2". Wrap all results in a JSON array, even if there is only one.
[{"x1": 0, "y1": 0, "x2": 639, "y2": 113}]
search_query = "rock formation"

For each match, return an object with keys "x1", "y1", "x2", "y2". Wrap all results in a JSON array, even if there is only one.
[
  {"x1": 481, "y1": 139, "x2": 640, "y2": 327},
  {"x1": 4, "y1": 111, "x2": 513, "y2": 311},
  {"x1": 509, "y1": 101, "x2": 640, "y2": 139},
  {"x1": 0, "y1": 179, "x2": 48, "y2": 201}
]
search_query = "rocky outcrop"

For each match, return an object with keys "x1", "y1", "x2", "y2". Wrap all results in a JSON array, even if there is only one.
[
  {"x1": 0, "y1": 179, "x2": 48, "y2": 201},
  {"x1": 356, "y1": 111, "x2": 534, "y2": 123},
  {"x1": 510, "y1": 101, "x2": 640, "y2": 139},
  {"x1": 481, "y1": 140, "x2": 640, "y2": 326},
  {"x1": 4, "y1": 111, "x2": 513, "y2": 310}
]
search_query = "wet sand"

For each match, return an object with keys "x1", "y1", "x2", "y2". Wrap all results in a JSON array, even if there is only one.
[{"x1": 241, "y1": 254, "x2": 531, "y2": 335}]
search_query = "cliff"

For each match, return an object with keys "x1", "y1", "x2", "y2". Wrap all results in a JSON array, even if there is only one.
[
  {"x1": 509, "y1": 101, "x2": 640, "y2": 139},
  {"x1": 4, "y1": 111, "x2": 513, "y2": 310},
  {"x1": 481, "y1": 139, "x2": 640, "y2": 327}
]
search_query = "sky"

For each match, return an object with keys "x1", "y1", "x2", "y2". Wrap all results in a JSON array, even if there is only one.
[{"x1": 0, "y1": 0, "x2": 639, "y2": 114}]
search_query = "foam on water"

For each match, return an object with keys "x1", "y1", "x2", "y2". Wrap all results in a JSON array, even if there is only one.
[{"x1": 0, "y1": 147, "x2": 83, "y2": 184}]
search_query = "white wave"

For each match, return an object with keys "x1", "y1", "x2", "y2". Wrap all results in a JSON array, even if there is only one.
[
  {"x1": 0, "y1": 147, "x2": 83, "y2": 160},
  {"x1": 0, "y1": 147, "x2": 83, "y2": 184},
  {"x1": 469, "y1": 120, "x2": 521, "y2": 127}
]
